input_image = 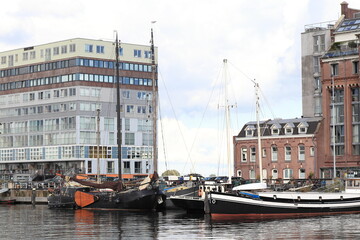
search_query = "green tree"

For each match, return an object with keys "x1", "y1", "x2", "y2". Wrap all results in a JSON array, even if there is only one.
[{"x1": 161, "y1": 169, "x2": 180, "y2": 177}]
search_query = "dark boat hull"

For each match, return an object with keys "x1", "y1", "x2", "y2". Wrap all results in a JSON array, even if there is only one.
[
  {"x1": 48, "y1": 187, "x2": 166, "y2": 210},
  {"x1": 164, "y1": 184, "x2": 199, "y2": 210},
  {"x1": 170, "y1": 196, "x2": 204, "y2": 213},
  {"x1": 209, "y1": 192, "x2": 360, "y2": 220}
]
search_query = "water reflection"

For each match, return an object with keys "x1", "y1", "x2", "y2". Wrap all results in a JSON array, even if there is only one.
[{"x1": 1, "y1": 205, "x2": 360, "y2": 239}]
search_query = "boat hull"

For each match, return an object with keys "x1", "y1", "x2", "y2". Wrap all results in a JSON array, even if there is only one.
[
  {"x1": 48, "y1": 187, "x2": 166, "y2": 210},
  {"x1": 209, "y1": 192, "x2": 360, "y2": 220},
  {"x1": 170, "y1": 196, "x2": 204, "y2": 213}
]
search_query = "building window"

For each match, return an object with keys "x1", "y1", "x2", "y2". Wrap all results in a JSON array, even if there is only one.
[
  {"x1": 237, "y1": 170, "x2": 242, "y2": 177},
  {"x1": 96, "y1": 45, "x2": 104, "y2": 54},
  {"x1": 245, "y1": 125, "x2": 255, "y2": 137},
  {"x1": 122, "y1": 90, "x2": 130, "y2": 99},
  {"x1": 124, "y1": 161, "x2": 130, "y2": 173},
  {"x1": 250, "y1": 147, "x2": 256, "y2": 162},
  {"x1": 134, "y1": 49, "x2": 141, "y2": 58},
  {"x1": 126, "y1": 105, "x2": 134, "y2": 113},
  {"x1": 30, "y1": 51, "x2": 36, "y2": 60},
  {"x1": 125, "y1": 118, "x2": 130, "y2": 131},
  {"x1": 61, "y1": 45, "x2": 67, "y2": 54},
  {"x1": 262, "y1": 148, "x2": 266, "y2": 158},
  {"x1": 331, "y1": 63, "x2": 338, "y2": 76},
  {"x1": 144, "y1": 51, "x2": 152, "y2": 58},
  {"x1": 285, "y1": 127, "x2": 293, "y2": 135},
  {"x1": 313, "y1": 34, "x2": 325, "y2": 52},
  {"x1": 310, "y1": 147, "x2": 315, "y2": 157},
  {"x1": 297, "y1": 122, "x2": 308, "y2": 134},
  {"x1": 241, "y1": 148, "x2": 247, "y2": 162},
  {"x1": 1, "y1": 56, "x2": 6, "y2": 64},
  {"x1": 85, "y1": 44, "x2": 93, "y2": 53},
  {"x1": 353, "y1": 61, "x2": 359, "y2": 74},
  {"x1": 125, "y1": 133, "x2": 135, "y2": 145},
  {"x1": 299, "y1": 168, "x2": 306, "y2": 179},
  {"x1": 313, "y1": 56, "x2": 320, "y2": 73},
  {"x1": 135, "y1": 161, "x2": 141, "y2": 173},
  {"x1": 53, "y1": 47, "x2": 59, "y2": 55},
  {"x1": 283, "y1": 168, "x2": 293, "y2": 180},
  {"x1": 249, "y1": 169, "x2": 255, "y2": 179},
  {"x1": 107, "y1": 161, "x2": 114, "y2": 173},
  {"x1": 23, "y1": 52, "x2": 28, "y2": 61},
  {"x1": 271, "y1": 128, "x2": 279, "y2": 135},
  {"x1": 271, "y1": 146, "x2": 278, "y2": 162},
  {"x1": 271, "y1": 169, "x2": 278, "y2": 179},
  {"x1": 87, "y1": 161, "x2": 92, "y2": 173},
  {"x1": 298, "y1": 145, "x2": 305, "y2": 161},
  {"x1": 69, "y1": 44, "x2": 76, "y2": 52},
  {"x1": 314, "y1": 77, "x2": 321, "y2": 90},
  {"x1": 285, "y1": 146, "x2": 291, "y2": 161}
]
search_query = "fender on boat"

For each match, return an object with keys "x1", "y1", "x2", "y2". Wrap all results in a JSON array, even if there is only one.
[{"x1": 75, "y1": 191, "x2": 97, "y2": 208}]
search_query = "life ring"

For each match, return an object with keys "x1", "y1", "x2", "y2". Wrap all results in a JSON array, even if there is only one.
[{"x1": 211, "y1": 199, "x2": 216, "y2": 204}]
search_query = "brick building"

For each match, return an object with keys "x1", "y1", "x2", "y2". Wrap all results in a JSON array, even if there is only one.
[
  {"x1": 318, "y1": 2, "x2": 360, "y2": 178},
  {"x1": 234, "y1": 118, "x2": 320, "y2": 180}
]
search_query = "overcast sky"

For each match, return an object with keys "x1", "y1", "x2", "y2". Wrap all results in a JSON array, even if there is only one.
[{"x1": 1, "y1": 0, "x2": 359, "y2": 177}]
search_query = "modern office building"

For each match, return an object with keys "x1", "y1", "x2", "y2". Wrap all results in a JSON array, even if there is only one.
[
  {"x1": 233, "y1": 117, "x2": 320, "y2": 180},
  {"x1": 0, "y1": 37, "x2": 158, "y2": 180}
]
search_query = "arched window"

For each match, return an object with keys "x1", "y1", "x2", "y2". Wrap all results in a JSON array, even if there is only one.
[
  {"x1": 299, "y1": 168, "x2": 306, "y2": 179},
  {"x1": 272, "y1": 169, "x2": 278, "y2": 179},
  {"x1": 237, "y1": 170, "x2": 242, "y2": 177}
]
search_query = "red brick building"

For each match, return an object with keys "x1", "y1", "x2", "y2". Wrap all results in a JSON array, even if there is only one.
[
  {"x1": 317, "y1": 2, "x2": 360, "y2": 178},
  {"x1": 234, "y1": 118, "x2": 320, "y2": 180}
]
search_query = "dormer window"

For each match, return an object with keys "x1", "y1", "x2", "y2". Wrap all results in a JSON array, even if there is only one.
[
  {"x1": 270, "y1": 123, "x2": 281, "y2": 135},
  {"x1": 284, "y1": 122, "x2": 295, "y2": 135},
  {"x1": 245, "y1": 125, "x2": 256, "y2": 137},
  {"x1": 299, "y1": 127, "x2": 306, "y2": 133},
  {"x1": 297, "y1": 122, "x2": 309, "y2": 134}
]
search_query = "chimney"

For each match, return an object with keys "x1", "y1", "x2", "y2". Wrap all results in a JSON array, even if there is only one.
[{"x1": 341, "y1": 1, "x2": 349, "y2": 18}]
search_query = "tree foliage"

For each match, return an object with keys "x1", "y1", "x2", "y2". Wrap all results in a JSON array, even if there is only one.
[{"x1": 161, "y1": 169, "x2": 180, "y2": 177}]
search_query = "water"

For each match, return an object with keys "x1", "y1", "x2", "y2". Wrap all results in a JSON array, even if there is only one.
[{"x1": 1, "y1": 205, "x2": 360, "y2": 240}]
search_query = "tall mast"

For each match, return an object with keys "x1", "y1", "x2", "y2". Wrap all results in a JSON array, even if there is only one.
[
  {"x1": 151, "y1": 27, "x2": 158, "y2": 173},
  {"x1": 96, "y1": 108, "x2": 101, "y2": 183},
  {"x1": 332, "y1": 74, "x2": 336, "y2": 180},
  {"x1": 223, "y1": 59, "x2": 233, "y2": 183},
  {"x1": 254, "y1": 81, "x2": 263, "y2": 183},
  {"x1": 115, "y1": 31, "x2": 122, "y2": 182}
]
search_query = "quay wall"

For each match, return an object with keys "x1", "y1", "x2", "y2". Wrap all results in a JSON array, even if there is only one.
[{"x1": 1, "y1": 189, "x2": 49, "y2": 204}]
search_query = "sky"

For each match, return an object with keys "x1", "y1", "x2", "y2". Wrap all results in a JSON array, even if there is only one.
[{"x1": 1, "y1": 0, "x2": 359, "y2": 177}]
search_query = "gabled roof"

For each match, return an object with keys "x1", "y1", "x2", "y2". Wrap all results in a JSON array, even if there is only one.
[{"x1": 236, "y1": 117, "x2": 321, "y2": 138}]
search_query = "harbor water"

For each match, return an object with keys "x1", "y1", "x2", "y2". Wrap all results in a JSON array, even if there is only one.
[{"x1": 2, "y1": 204, "x2": 360, "y2": 239}]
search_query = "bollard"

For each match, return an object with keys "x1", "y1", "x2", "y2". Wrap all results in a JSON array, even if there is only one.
[{"x1": 31, "y1": 188, "x2": 36, "y2": 205}]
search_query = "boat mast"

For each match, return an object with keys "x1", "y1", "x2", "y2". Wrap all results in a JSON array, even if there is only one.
[
  {"x1": 96, "y1": 108, "x2": 101, "y2": 183},
  {"x1": 115, "y1": 31, "x2": 122, "y2": 182},
  {"x1": 254, "y1": 81, "x2": 263, "y2": 183},
  {"x1": 332, "y1": 74, "x2": 336, "y2": 180},
  {"x1": 150, "y1": 27, "x2": 158, "y2": 173},
  {"x1": 223, "y1": 59, "x2": 232, "y2": 183}
]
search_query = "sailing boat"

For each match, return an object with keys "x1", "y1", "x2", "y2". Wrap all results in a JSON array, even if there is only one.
[
  {"x1": 208, "y1": 82, "x2": 360, "y2": 220},
  {"x1": 48, "y1": 30, "x2": 166, "y2": 210},
  {"x1": 169, "y1": 59, "x2": 235, "y2": 212}
]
